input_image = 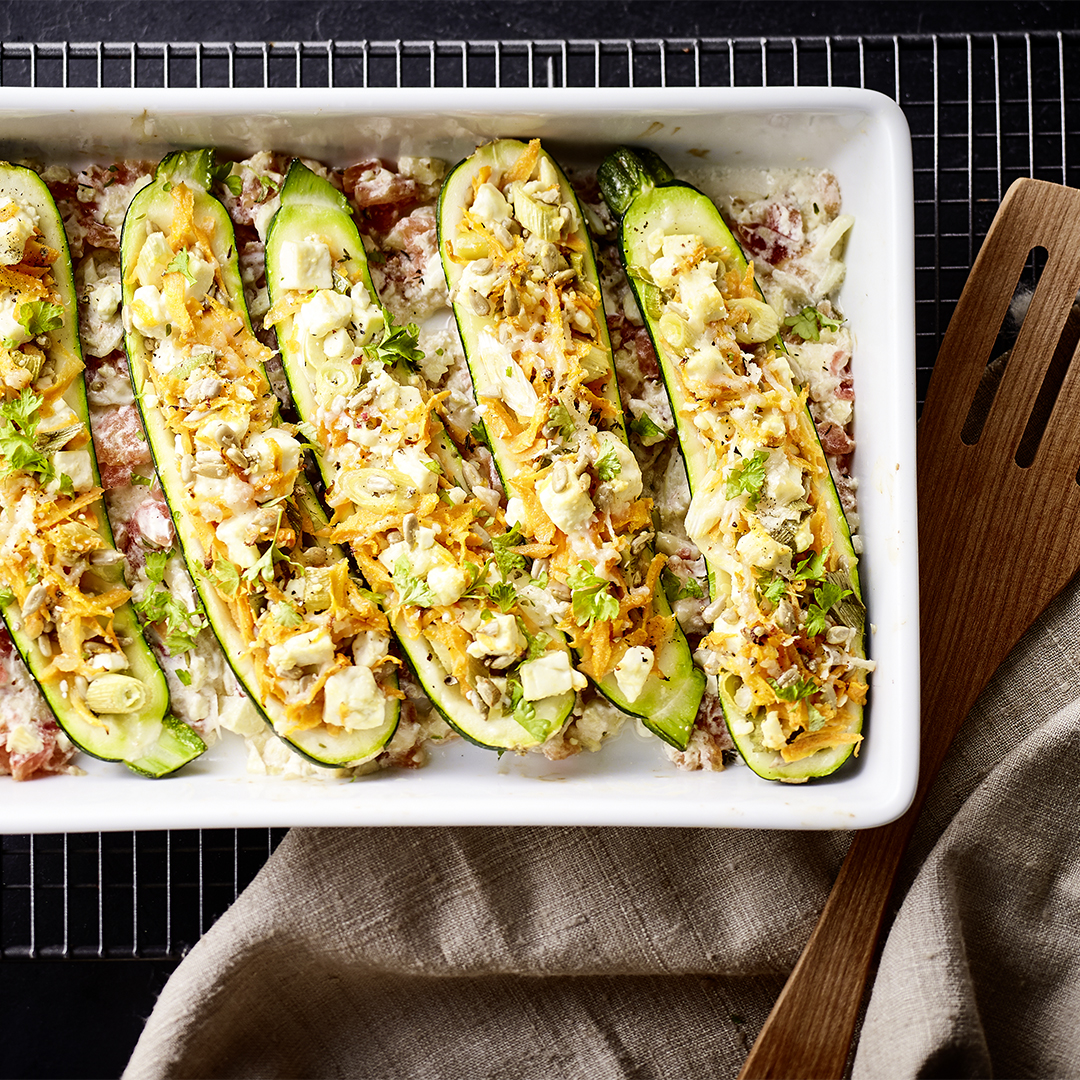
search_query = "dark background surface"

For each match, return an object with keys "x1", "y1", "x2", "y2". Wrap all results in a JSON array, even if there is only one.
[{"x1": 2, "y1": 2, "x2": 1078, "y2": 1078}]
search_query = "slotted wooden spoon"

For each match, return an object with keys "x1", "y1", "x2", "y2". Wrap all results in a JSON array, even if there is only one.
[{"x1": 740, "y1": 177, "x2": 1080, "y2": 1080}]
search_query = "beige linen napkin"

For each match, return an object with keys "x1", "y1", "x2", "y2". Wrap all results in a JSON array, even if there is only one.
[{"x1": 124, "y1": 576, "x2": 1080, "y2": 1080}]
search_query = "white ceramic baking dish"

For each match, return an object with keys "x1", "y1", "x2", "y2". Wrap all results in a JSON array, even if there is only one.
[{"x1": 0, "y1": 86, "x2": 918, "y2": 832}]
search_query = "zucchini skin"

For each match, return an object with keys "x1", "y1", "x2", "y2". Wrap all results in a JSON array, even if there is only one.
[
  {"x1": 600, "y1": 147, "x2": 867, "y2": 781},
  {"x1": 263, "y1": 160, "x2": 575, "y2": 753},
  {"x1": 120, "y1": 151, "x2": 399, "y2": 769},
  {"x1": 0, "y1": 161, "x2": 204, "y2": 777},
  {"x1": 437, "y1": 139, "x2": 704, "y2": 751}
]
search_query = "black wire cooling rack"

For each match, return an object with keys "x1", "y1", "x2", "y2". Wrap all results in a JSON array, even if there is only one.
[{"x1": 1, "y1": 31, "x2": 1078, "y2": 959}]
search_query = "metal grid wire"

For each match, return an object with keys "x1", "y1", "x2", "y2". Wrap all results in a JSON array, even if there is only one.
[{"x1": 1, "y1": 32, "x2": 1078, "y2": 959}]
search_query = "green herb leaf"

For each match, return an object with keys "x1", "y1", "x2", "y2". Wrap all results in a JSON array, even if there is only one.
[
  {"x1": 362, "y1": 310, "x2": 425, "y2": 371},
  {"x1": 130, "y1": 472, "x2": 153, "y2": 486},
  {"x1": 804, "y1": 579, "x2": 852, "y2": 637},
  {"x1": 391, "y1": 554, "x2": 435, "y2": 607},
  {"x1": 469, "y1": 423, "x2": 490, "y2": 450},
  {"x1": 547, "y1": 403, "x2": 575, "y2": 441},
  {"x1": 143, "y1": 549, "x2": 169, "y2": 584},
  {"x1": 793, "y1": 546, "x2": 829, "y2": 583},
  {"x1": 506, "y1": 672, "x2": 545, "y2": 738},
  {"x1": 164, "y1": 250, "x2": 197, "y2": 287},
  {"x1": 272, "y1": 602, "x2": 304, "y2": 628},
  {"x1": 487, "y1": 579, "x2": 518, "y2": 614},
  {"x1": 661, "y1": 566, "x2": 704, "y2": 604},
  {"x1": 205, "y1": 558, "x2": 241, "y2": 599},
  {"x1": 783, "y1": 305, "x2": 841, "y2": 343},
  {"x1": 0, "y1": 585, "x2": 14, "y2": 606},
  {"x1": 568, "y1": 561, "x2": 620, "y2": 626},
  {"x1": 725, "y1": 450, "x2": 768, "y2": 506},
  {"x1": 133, "y1": 584, "x2": 205, "y2": 656},
  {"x1": 756, "y1": 572, "x2": 788, "y2": 608},
  {"x1": 768, "y1": 673, "x2": 818, "y2": 703},
  {"x1": 16, "y1": 300, "x2": 64, "y2": 339},
  {"x1": 629, "y1": 412, "x2": 666, "y2": 441},
  {"x1": 596, "y1": 443, "x2": 622, "y2": 482},
  {"x1": 807, "y1": 704, "x2": 826, "y2": 731},
  {"x1": 491, "y1": 525, "x2": 527, "y2": 581},
  {"x1": 175, "y1": 669, "x2": 192, "y2": 687},
  {"x1": 0, "y1": 389, "x2": 53, "y2": 482}
]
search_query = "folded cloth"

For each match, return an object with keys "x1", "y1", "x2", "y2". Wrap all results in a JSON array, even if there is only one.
[{"x1": 125, "y1": 576, "x2": 1080, "y2": 1080}]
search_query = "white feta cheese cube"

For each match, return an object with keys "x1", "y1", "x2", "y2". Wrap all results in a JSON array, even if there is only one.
[
  {"x1": 613, "y1": 646, "x2": 654, "y2": 704},
  {"x1": 296, "y1": 289, "x2": 354, "y2": 339},
  {"x1": 134, "y1": 231, "x2": 174, "y2": 288},
  {"x1": 51, "y1": 449, "x2": 94, "y2": 493},
  {"x1": 268, "y1": 627, "x2": 335, "y2": 673},
  {"x1": 466, "y1": 613, "x2": 524, "y2": 659},
  {"x1": 181, "y1": 252, "x2": 216, "y2": 301},
  {"x1": 278, "y1": 239, "x2": 333, "y2": 291},
  {"x1": 519, "y1": 649, "x2": 585, "y2": 701},
  {"x1": 392, "y1": 447, "x2": 439, "y2": 495},
  {"x1": 537, "y1": 463, "x2": 594, "y2": 536},
  {"x1": 426, "y1": 565, "x2": 469, "y2": 607},
  {"x1": 735, "y1": 522, "x2": 790, "y2": 571},
  {"x1": 679, "y1": 263, "x2": 726, "y2": 325},
  {"x1": 471, "y1": 182, "x2": 512, "y2": 223},
  {"x1": 0, "y1": 200, "x2": 38, "y2": 266},
  {"x1": 322, "y1": 665, "x2": 387, "y2": 731},
  {"x1": 594, "y1": 432, "x2": 642, "y2": 510},
  {"x1": 129, "y1": 285, "x2": 170, "y2": 338},
  {"x1": 352, "y1": 630, "x2": 390, "y2": 669},
  {"x1": 764, "y1": 449, "x2": 804, "y2": 506}
]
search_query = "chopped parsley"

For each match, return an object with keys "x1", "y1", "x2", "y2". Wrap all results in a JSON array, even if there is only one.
[
  {"x1": 595, "y1": 443, "x2": 622, "y2": 483},
  {"x1": 546, "y1": 403, "x2": 575, "y2": 441},
  {"x1": 783, "y1": 305, "x2": 841, "y2": 343},
  {"x1": 768, "y1": 673, "x2": 818, "y2": 703},
  {"x1": 629, "y1": 412, "x2": 666, "y2": 441},
  {"x1": 391, "y1": 554, "x2": 435, "y2": 607},
  {"x1": 469, "y1": 422, "x2": 490, "y2": 450},
  {"x1": 756, "y1": 571, "x2": 788, "y2": 608},
  {"x1": 164, "y1": 250, "x2": 197, "y2": 287},
  {"x1": 362, "y1": 311, "x2": 425, "y2": 371},
  {"x1": 491, "y1": 524, "x2": 528, "y2": 581},
  {"x1": 175, "y1": 669, "x2": 192, "y2": 687},
  {"x1": 205, "y1": 558, "x2": 241, "y2": 598},
  {"x1": 793, "y1": 545, "x2": 830, "y2": 584},
  {"x1": 568, "y1": 561, "x2": 619, "y2": 626},
  {"x1": 0, "y1": 389, "x2": 54, "y2": 483},
  {"x1": 725, "y1": 450, "x2": 768, "y2": 507},
  {"x1": 0, "y1": 585, "x2": 13, "y2": 606},
  {"x1": 662, "y1": 566, "x2": 703, "y2": 603},
  {"x1": 16, "y1": 300, "x2": 64, "y2": 339},
  {"x1": 804, "y1": 580, "x2": 852, "y2": 637},
  {"x1": 272, "y1": 602, "x2": 304, "y2": 628},
  {"x1": 134, "y1": 550, "x2": 206, "y2": 655},
  {"x1": 486, "y1": 579, "x2": 518, "y2": 614}
]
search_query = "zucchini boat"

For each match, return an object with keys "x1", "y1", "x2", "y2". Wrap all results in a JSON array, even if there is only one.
[
  {"x1": 0, "y1": 161, "x2": 205, "y2": 777},
  {"x1": 263, "y1": 160, "x2": 577, "y2": 752},
  {"x1": 599, "y1": 146, "x2": 869, "y2": 781},
  {"x1": 120, "y1": 150, "x2": 399, "y2": 768},
  {"x1": 438, "y1": 139, "x2": 705, "y2": 750}
]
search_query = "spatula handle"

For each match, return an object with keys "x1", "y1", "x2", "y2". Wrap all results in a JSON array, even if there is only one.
[{"x1": 736, "y1": 797, "x2": 921, "y2": 1079}]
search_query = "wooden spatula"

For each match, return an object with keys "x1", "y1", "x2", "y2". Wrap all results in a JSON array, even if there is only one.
[{"x1": 739, "y1": 177, "x2": 1080, "y2": 1080}]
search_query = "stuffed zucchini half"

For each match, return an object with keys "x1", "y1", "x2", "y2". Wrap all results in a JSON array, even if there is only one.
[
  {"x1": 438, "y1": 139, "x2": 705, "y2": 750},
  {"x1": 263, "y1": 160, "x2": 577, "y2": 752},
  {"x1": 120, "y1": 150, "x2": 399, "y2": 768},
  {"x1": 599, "y1": 147, "x2": 870, "y2": 781},
  {"x1": 0, "y1": 161, "x2": 205, "y2": 776}
]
